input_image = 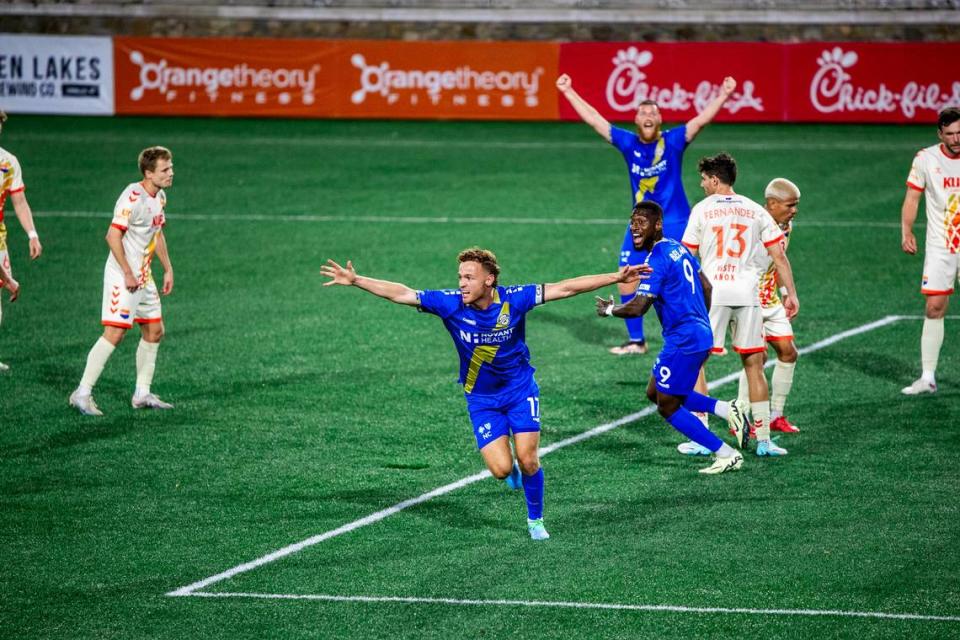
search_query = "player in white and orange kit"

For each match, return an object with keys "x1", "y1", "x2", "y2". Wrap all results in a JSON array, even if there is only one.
[
  {"x1": 681, "y1": 153, "x2": 799, "y2": 457},
  {"x1": 735, "y1": 178, "x2": 802, "y2": 434},
  {"x1": 901, "y1": 107, "x2": 960, "y2": 395},
  {"x1": 0, "y1": 111, "x2": 43, "y2": 371},
  {"x1": 70, "y1": 146, "x2": 176, "y2": 416}
]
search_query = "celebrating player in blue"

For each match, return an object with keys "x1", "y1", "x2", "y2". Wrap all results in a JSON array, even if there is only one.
[
  {"x1": 595, "y1": 202, "x2": 749, "y2": 474},
  {"x1": 321, "y1": 250, "x2": 642, "y2": 540},
  {"x1": 558, "y1": 73, "x2": 737, "y2": 356}
]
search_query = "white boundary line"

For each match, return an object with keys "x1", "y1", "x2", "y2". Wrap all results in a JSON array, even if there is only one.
[
  {"x1": 34, "y1": 210, "x2": 913, "y2": 229},
  {"x1": 167, "y1": 314, "x2": 959, "y2": 622},
  {"x1": 182, "y1": 591, "x2": 960, "y2": 623}
]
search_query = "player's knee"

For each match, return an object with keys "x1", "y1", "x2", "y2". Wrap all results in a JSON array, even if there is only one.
[
  {"x1": 779, "y1": 345, "x2": 798, "y2": 364},
  {"x1": 517, "y1": 454, "x2": 540, "y2": 476},
  {"x1": 645, "y1": 386, "x2": 658, "y2": 404},
  {"x1": 490, "y1": 466, "x2": 512, "y2": 480},
  {"x1": 102, "y1": 326, "x2": 126, "y2": 346},
  {"x1": 925, "y1": 298, "x2": 948, "y2": 319},
  {"x1": 656, "y1": 396, "x2": 681, "y2": 419}
]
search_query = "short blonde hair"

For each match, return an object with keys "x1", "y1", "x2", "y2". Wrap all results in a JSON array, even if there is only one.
[{"x1": 765, "y1": 178, "x2": 801, "y2": 201}]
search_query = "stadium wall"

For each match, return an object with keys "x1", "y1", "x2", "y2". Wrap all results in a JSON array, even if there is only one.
[{"x1": 1, "y1": 34, "x2": 958, "y2": 123}]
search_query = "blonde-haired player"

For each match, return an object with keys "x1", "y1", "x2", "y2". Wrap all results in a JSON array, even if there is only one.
[
  {"x1": 70, "y1": 146, "x2": 175, "y2": 415},
  {"x1": 680, "y1": 153, "x2": 800, "y2": 458},
  {"x1": 0, "y1": 110, "x2": 43, "y2": 371},
  {"x1": 900, "y1": 107, "x2": 960, "y2": 395},
  {"x1": 733, "y1": 178, "x2": 802, "y2": 434}
]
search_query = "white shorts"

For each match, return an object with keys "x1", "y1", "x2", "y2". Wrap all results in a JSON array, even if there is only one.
[
  {"x1": 709, "y1": 305, "x2": 765, "y2": 355},
  {"x1": 762, "y1": 303, "x2": 794, "y2": 341},
  {"x1": 101, "y1": 264, "x2": 162, "y2": 329},
  {"x1": 921, "y1": 245, "x2": 960, "y2": 295}
]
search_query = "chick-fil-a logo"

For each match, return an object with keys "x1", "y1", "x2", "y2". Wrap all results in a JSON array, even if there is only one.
[
  {"x1": 604, "y1": 46, "x2": 763, "y2": 114},
  {"x1": 810, "y1": 46, "x2": 960, "y2": 119}
]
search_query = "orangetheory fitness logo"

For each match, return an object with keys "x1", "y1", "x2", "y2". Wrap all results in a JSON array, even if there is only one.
[
  {"x1": 126, "y1": 50, "x2": 322, "y2": 106},
  {"x1": 604, "y1": 46, "x2": 763, "y2": 115},
  {"x1": 349, "y1": 53, "x2": 545, "y2": 108}
]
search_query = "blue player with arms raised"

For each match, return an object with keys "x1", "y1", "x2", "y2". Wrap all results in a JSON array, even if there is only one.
[
  {"x1": 321, "y1": 249, "x2": 642, "y2": 539},
  {"x1": 596, "y1": 202, "x2": 749, "y2": 474},
  {"x1": 558, "y1": 73, "x2": 737, "y2": 356}
]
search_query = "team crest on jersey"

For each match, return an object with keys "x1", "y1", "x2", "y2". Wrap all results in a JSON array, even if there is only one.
[
  {"x1": 477, "y1": 423, "x2": 493, "y2": 440},
  {"x1": 0, "y1": 161, "x2": 10, "y2": 175},
  {"x1": 120, "y1": 308, "x2": 130, "y2": 319},
  {"x1": 497, "y1": 313, "x2": 510, "y2": 327}
]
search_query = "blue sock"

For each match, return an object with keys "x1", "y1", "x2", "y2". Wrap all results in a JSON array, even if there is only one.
[
  {"x1": 521, "y1": 468, "x2": 545, "y2": 520},
  {"x1": 620, "y1": 291, "x2": 645, "y2": 342},
  {"x1": 683, "y1": 391, "x2": 718, "y2": 415},
  {"x1": 666, "y1": 408, "x2": 723, "y2": 451}
]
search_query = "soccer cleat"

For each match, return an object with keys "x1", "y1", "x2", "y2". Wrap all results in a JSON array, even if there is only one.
[
  {"x1": 770, "y1": 416, "x2": 800, "y2": 433},
  {"x1": 726, "y1": 399, "x2": 750, "y2": 449},
  {"x1": 728, "y1": 422, "x2": 758, "y2": 439},
  {"x1": 527, "y1": 518, "x2": 550, "y2": 541},
  {"x1": 131, "y1": 393, "x2": 174, "y2": 410},
  {"x1": 505, "y1": 463, "x2": 522, "y2": 490},
  {"x1": 69, "y1": 390, "x2": 104, "y2": 416},
  {"x1": 609, "y1": 340, "x2": 648, "y2": 355},
  {"x1": 699, "y1": 452, "x2": 743, "y2": 475},
  {"x1": 677, "y1": 441, "x2": 712, "y2": 456},
  {"x1": 756, "y1": 440, "x2": 788, "y2": 456},
  {"x1": 0, "y1": 361, "x2": 9, "y2": 372},
  {"x1": 901, "y1": 378, "x2": 937, "y2": 395}
]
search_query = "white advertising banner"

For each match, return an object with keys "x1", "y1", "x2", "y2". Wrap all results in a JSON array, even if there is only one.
[{"x1": 0, "y1": 34, "x2": 114, "y2": 114}]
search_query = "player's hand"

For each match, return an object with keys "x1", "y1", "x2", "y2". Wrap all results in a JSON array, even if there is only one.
[
  {"x1": 556, "y1": 74, "x2": 572, "y2": 92},
  {"x1": 124, "y1": 271, "x2": 139, "y2": 293},
  {"x1": 321, "y1": 259, "x2": 357, "y2": 286},
  {"x1": 161, "y1": 269, "x2": 174, "y2": 295},
  {"x1": 901, "y1": 230, "x2": 918, "y2": 255},
  {"x1": 28, "y1": 237, "x2": 42, "y2": 260},
  {"x1": 617, "y1": 264, "x2": 650, "y2": 283},
  {"x1": 4, "y1": 276, "x2": 19, "y2": 302},
  {"x1": 783, "y1": 292, "x2": 799, "y2": 319},
  {"x1": 721, "y1": 76, "x2": 737, "y2": 96},
  {"x1": 595, "y1": 295, "x2": 615, "y2": 317}
]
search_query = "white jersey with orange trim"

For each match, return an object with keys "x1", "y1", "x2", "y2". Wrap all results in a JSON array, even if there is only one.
[
  {"x1": 757, "y1": 222, "x2": 792, "y2": 309},
  {"x1": 682, "y1": 192, "x2": 784, "y2": 307},
  {"x1": 0, "y1": 146, "x2": 26, "y2": 224},
  {"x1": 907, "y1": 143, "x2": 960, "y2": 254},
  {"x1": 108, "y1": 181, "x2": 167, "y2": 285}
]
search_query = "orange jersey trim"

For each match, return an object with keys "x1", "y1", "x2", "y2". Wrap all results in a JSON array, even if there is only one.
[
  {"x1": 111, "y1": 223, "x2": 128, "y2": 232},
  {"x1": 102, "y1": 320, "x2": 133, "y2": 329},
  {"x1": 710, "y1": 347, "x2": 726, "y2": 354},
  {"x1": 683, "y1": 242, "x2": 699, "y2": 250},
  {"x1": 134, "y1": 317, "x2": 163, "y2": 324},
  {"x1": 921, "y1": 287, "x2": 954, "y2": 296},
  {"x1": 906, "y1": 181, "x2": 924, "y2": 192},
  {"x1": 7, "y1": 186, "x2": 25, "y2": 195},
  {"x1": 763, "y1": 234, "x2": 784, "y2": 248},
  {"x1": 765, "y1": 335, "x2": 794, "y2": 343},
  {"x1": 733, "y1": 346, "x2": 767, "y2": 354}
]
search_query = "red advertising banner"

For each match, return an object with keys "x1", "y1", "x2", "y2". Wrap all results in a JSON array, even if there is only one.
[
  {"x1": 785, "y1": 42, "x2": 960, "y2": 123},
  {"x1": 114, "y1": 37, "x2": 559, "y2": 120},
  {"x1": 558, "y1": 42, "x2": 785, "y2": 123}
]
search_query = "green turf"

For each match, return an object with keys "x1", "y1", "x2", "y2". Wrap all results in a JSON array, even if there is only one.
[{"x1": 1, "y1": 115, "x2": 958, "y2": 639}]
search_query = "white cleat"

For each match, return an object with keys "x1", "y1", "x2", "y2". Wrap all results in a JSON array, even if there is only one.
[
  {"x1": 699, "y1": 452, "x2": 743, "y2": 475},
  {"x1": 131, "y1": 393, "x2": 174, "y2": 410},
  {"x1": 69, "y1": 390, "x2": 104, "y2": 416},
  {"x1": 901, "y1": 378, "x2": 937, "y2": 395},
  {"x1": 677, "y1": 441, "x2": 712, "y2": 456},
  {"x1": 0, "y1": 361, "x2": 9, "y2": 372}
]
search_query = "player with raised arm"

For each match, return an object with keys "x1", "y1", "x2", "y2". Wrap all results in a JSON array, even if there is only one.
[
  {"x1": 0, "y1": 110, "x2": 43, "y2": 371},
  {"x1": 900, "y1": 107, "x2": 960, "y2": 395},
  {"x1": 680, "y1": 153, "x2": 799, "y2": 458},
  {"x1": 596, "y1": 202, "x2": 750, "y2": 474},
  {"x1": 70, "y1": 146, "x2": 176, "y2": 416},
  {"x1": 321, "y1": 249, "x2": 642, "y2": 540},
  {"x1": 557, "y1": 73, "x2": 736, "y2": 356}
]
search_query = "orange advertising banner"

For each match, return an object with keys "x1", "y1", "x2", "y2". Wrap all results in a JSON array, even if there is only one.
[{"x1": 114, "y1": 37, "x2": 559, "y2": 120}]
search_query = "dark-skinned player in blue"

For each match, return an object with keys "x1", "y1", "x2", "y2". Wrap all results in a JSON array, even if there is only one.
[
  {"x1": 595, "y1": 201, "x2": 749, "y2": 474},
  {"x1": 322, "y1": 249, "x2": 642, "y2": 539}
]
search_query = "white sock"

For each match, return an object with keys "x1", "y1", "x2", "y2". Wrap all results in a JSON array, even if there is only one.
[
  {"x1": 771, "y1": 360, "x2": 796, "y2": 416},
  {"x1": 751, "y1": 400, "x2": 771, "y2": 441},
  {"x1": 736, "y1": 369, "x2": 750, "y2": 406},
  {"x1": 135, "y1": 339, "x2": 160, "y2": 397},
  {"x1": 713, "y1": 401, "x2": 730, "y2": 421},
  {"x1": 717, "y1": 443, "x2": 737, "y2": 457},
  {"x1": 79, "y1": 337, "x2": 116, "y2": 392},
  {"x1": 921, "y1": 317, "x2": 944, "y2": 383}
]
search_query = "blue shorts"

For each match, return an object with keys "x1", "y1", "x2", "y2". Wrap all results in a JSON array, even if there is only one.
[
  {"x1": 618, "y1": 219, "x2": 688, "y2": 267},
  {"x1": 651, "y1": 346, "x2": 710, "y2": 396},
  {"x1": 465, "y1": 378, "x2": 541, "y2": 449}
]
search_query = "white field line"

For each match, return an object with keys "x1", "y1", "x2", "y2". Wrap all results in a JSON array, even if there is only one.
[
  {"x1": 34, "y1": 210, "x2": 913, "y2": 229},
  {"x1": 9, "y1": 131, "x2": 923, "y2": 152},
  {"x1": 183, "y1": 591, "x2": 960, "y2": 623},
  {"x1": 168, "y1": 314, "x2": 917, "y2": 600}
]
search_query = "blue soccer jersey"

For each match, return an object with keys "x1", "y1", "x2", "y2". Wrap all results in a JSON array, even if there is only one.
[
  {"x1": 610, "y1": 125, "x2": 691, "y2": 240},
  {"x1": 636, "y1": 239, "x2": 713, "y2": 354},
  {"x1": 417, "y1": 284, "x2": 544, "y2": 397}
]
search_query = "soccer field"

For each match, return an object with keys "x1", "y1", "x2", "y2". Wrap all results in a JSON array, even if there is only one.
[{"x1": 2, "y1": 115, "x2": 958, "y2": 639}]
